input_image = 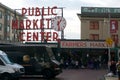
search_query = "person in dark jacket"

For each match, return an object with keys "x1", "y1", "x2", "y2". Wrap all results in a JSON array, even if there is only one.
[
  {"x1": 110, "y1": 60, "x2": 116, "y2": 75},
  {"x1": 117, "y1": 60, "x2": 120, "y2": 80}
]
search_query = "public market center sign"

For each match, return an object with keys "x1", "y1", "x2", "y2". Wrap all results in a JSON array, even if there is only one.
[{"x1": 12, "y1": 6, "x2": 65, "y2": 42}]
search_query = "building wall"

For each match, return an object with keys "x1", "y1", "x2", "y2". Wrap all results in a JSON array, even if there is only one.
[
  {"x1": 0, "y1": 8, "x2": 5, "y2": 40},
  {"x1": 79, "y1": 16, "x2": 120, "y2": 46},
  {"x1": 0, "y1": 3, "x2": 24, "y2": 42}
]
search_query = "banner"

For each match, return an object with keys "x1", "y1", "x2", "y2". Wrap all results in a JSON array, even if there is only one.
[{"x1": 110, "y1": 20, "x2": 118, "y2": 33}]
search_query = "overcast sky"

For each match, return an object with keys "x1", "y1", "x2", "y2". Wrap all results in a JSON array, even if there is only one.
[{"x1": 1, "y1": 0, "x2": 120, "y2": 39}]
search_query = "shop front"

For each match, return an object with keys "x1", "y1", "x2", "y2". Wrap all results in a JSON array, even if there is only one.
[{"x1": 59, "y1": 40, "x2": 118, "y2": 69}]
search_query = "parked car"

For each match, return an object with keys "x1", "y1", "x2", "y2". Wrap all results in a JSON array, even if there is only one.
[
  {"x1": 6, "y1": 45, "x2": 62, "y2": 79},
  {"x1": 0, "y1": 50, "x2": 25, "y2": 80}
]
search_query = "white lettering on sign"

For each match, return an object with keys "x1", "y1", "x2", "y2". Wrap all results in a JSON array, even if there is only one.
[
  {"x1": 61, "y1": 41, "x2": 86, "y2": 48},
  {"x1": 89, "y1": 42, "x2": 107, "y2": 48},
  {"x1": 60, "y1": 41, "x2": 114, "y2": 48}
]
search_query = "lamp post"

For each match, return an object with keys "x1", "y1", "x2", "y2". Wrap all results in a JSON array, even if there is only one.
[
  {"x1": 57, "y1": 38, "x2": 61, "y2": 62},
  {"x1": 105, "y1": 13, "x2": 114, "y2": 72},
  {"x1": 13, "y1": 10, "x2": 17, "y2": 42},
  {"x1": 61, "y1": 8, "x2": 64, "y2": 39},
  {"x1": 44, "y1": 33, "x2": 47, "y2": 43},
  {"x1": 108, "y1": 13, "x2": 112, "y2": 62}
]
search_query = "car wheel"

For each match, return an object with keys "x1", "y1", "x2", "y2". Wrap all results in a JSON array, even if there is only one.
[{"x1": 43, "y1": 69, "x2": 54, "y2": 79}]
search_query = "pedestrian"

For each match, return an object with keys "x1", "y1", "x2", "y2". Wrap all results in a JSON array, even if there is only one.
[
  {"x1": 110, "y1": 60, "x2": 116, "y2": 75},
  {"x1": 75, "y1": 60, "x2": 79, "y2": 69},
  {"x1": 93, "y1": 59, "x2": 98, "y2": 69},
  {"x1": 60, "y1": 59, "x2": 64, "y2": 68},
  {"x1": 116, "y1": 60, "x2": 120, "y2": 80}
]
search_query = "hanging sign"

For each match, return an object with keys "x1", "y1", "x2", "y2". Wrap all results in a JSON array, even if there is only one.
[{"x1": 110, "y1": 20, "x2": 118, "y2": 33}]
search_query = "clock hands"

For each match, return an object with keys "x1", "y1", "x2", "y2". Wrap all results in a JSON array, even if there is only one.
[
  {"x1": 57, "y1": 19, "x2": 62, "y2": 31},
  {"x1": 51, "y1": 16, "x2": 66, "y2": 31}
]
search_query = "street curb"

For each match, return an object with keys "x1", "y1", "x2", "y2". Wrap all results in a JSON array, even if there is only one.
[
  {"x1": 104, "y1": 75, "x2": 118, "y2": 80},
  {"x1": 99, "y1": 76, "x2": 106, "y2": 80}
]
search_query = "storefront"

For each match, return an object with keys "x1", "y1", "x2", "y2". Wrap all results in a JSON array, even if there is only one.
[
  {"x1": 58, "y1": 40, "x2": 118, "y2": 69},
  {"x1": 0, "y1": 40, "x2": 119, "y2": 69}
]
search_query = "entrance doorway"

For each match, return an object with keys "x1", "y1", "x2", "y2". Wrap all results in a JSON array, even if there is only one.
[{"x1": 60, "y1": 48, "x2": 108, "y2": 69}]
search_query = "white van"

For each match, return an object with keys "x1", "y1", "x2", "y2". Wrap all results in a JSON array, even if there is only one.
[{"x1": 0, "y1": 50, "x2": 25, "y2": 80}]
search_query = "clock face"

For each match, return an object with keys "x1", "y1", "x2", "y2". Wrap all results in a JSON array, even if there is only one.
[{"x1": 51, "y1": 16, "x2": 66, "y2": 31}]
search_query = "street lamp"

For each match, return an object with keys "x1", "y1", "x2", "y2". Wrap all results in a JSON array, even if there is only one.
[
  {"x1": 13, "y1": 10, "x2": 17, "y2": 42},
  {"x1": 44, "y1": 33, "x2": 47, "y2": 43},
  {"x1": 105, "y1": 13, "x2": 114, "y2": 72}
]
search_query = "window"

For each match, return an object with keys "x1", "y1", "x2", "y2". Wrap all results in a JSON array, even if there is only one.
[
  {"x1": 90, "y1": 21, "x2": 99, "y2": 30},
  {"x1": 111, "y1": 35, "x2": 118, "y2": 44},
  {"x1": 7, "y1": 36, "x2": 10, "y2": 40},
  {"x1": 7, "y1": 14, "x2": 11, "y2": 26},
  {"x1": 0, "y1": 55, "x2": 12, "y2": 64},
  {"x1": 90, "y1": 34, "x2": 99, "y2": 40},
  {"x1": 0, "y1": 10, "x2": 2, "y2": 18},
  {"x1": 7, "y1": 14, "x2": 10, "y2": 21},
  {"x1": 0, "y1": 59, "x2": 4, "y2": 65},
  {"x1": 0, "y1": 23, "x2": 2, "y2": 30},
  {"x1": 0, "y1": 35, "x2": 2, "y2": 40},
  {"x1": 7, "y1": 25, "x2": 10, "y2": 32}
]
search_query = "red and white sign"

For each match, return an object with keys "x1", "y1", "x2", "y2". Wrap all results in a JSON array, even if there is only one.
[
  {"x1": 110, "y1": 20, "x2": 118, "y2": 33},
  {"x1": 12, "y1": 6, "x2": 63, "y2": 42},
  {"x1": 61, "y1": 41, "x2": 114, "y2": 48}
]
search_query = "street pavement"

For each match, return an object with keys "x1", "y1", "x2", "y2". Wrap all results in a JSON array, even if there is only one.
[
  {"x1": 20, "y1": 69, "x2": 108, "y2": 80},
  {"x1": 56, "y1": 69, "x2": 107, "y2": 80}
]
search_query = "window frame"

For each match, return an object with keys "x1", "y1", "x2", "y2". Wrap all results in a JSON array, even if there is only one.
[
  {"x1": 0, "y1": 23, "x2": 2, "y2": 31},
  {"x1": 90, "y1": 34, "x2": 99, "y2": 40},
  {"x1": 0, "y1": 10, "x2": 2, "y2": 18},
  {"x1": 90, "y1": 21, "x2": 99, "y2": 30},
  {"x1": 111, "y1": 34, "x2": 118, "y2": 44}
]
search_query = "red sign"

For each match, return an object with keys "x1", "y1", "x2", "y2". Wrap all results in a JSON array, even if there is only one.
[
  {"x1": 12, "y1": 6, "x2": 62, "y2": 42},
  {"x1": 110, "y1": 20, "x2": 118, "y2": 33},
  {"x1": 61, "y1": 41, "x2": 114, "y2": 48}
]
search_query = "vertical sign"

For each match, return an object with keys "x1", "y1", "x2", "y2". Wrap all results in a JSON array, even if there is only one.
[{"x1": 110, "y1": 20, "x2": 118, "y2": 33}]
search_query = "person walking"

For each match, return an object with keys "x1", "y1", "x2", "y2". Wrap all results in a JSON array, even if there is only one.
[
  {"x1": 110, "y1": 61, "x2": 116, "y2": 75},
  {"x1": 116, "y1": 60, "x2": 120, "y2": 80}
]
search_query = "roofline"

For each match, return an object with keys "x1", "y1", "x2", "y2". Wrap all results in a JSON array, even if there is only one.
[
  {"x1": 77, "y1": 13, "x2": 120, "y2": 18},
  {"x1": 0, "y1": 3, "x2": 27, "y2": 18},
  {"x1": 81, "y1": 6, "x2": 120, "y2": 9},
  {"x1": 0, "y1": 3, "x2": 14, "y2": 13}
]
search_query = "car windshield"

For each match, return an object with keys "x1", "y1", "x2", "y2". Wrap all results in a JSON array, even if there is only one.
[
  {"x1": 35, "y1": 47, "x2": 56, "y2": 62},
  {"x1": 0, "y1": 55, "x2": 13, "y2": 64},
  {"x1": 46, "y1": 47, "x2": 56, "y2": 60}
]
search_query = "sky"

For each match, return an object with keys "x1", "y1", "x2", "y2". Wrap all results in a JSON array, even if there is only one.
[{"x1": 1, "y1": 0, "x2": 120, "y2": 39}]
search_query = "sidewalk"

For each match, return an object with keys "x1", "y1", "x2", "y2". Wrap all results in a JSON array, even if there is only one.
[{"x1": 104, "y1": 76, "x2": 118, "y2": 80}]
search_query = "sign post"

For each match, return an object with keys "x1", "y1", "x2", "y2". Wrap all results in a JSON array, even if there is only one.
[
  {"x1": 106, "y1": 38, "x2": 113, "y2": 60},
  {"x1": 106, "y1": 38, "x2": 113, "y2": 71}
]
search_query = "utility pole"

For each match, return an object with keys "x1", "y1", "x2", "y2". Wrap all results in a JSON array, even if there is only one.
[
  {"x1": 61, "y1": 8, "x2": 64, "y2": 40},
  {"x1": 41, "y1": 12, "x2": 45, "y2": 43},
  {"x1": 13, "y1": 10, "x2": 17, "y2": 42},
  {"x1": 105, "y1": 13, "x2": 113, "y2": 72}
]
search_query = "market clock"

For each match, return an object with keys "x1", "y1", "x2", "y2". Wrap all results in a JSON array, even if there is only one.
[{"x1": 51, "y1": 16, "x2": 66, "y2": 31}]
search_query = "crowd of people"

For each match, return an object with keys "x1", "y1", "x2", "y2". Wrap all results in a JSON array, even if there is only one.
[
  {"x1": 60, "y1": 57, "x2": 102, "y2": 70},
  {"x1": 60, "y1": 57, "x2": 120, "y2": 80}
]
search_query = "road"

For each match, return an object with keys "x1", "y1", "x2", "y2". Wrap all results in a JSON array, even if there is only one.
[{"x1": 20, "y1": 69, "x2": 107, "y2": 80}]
